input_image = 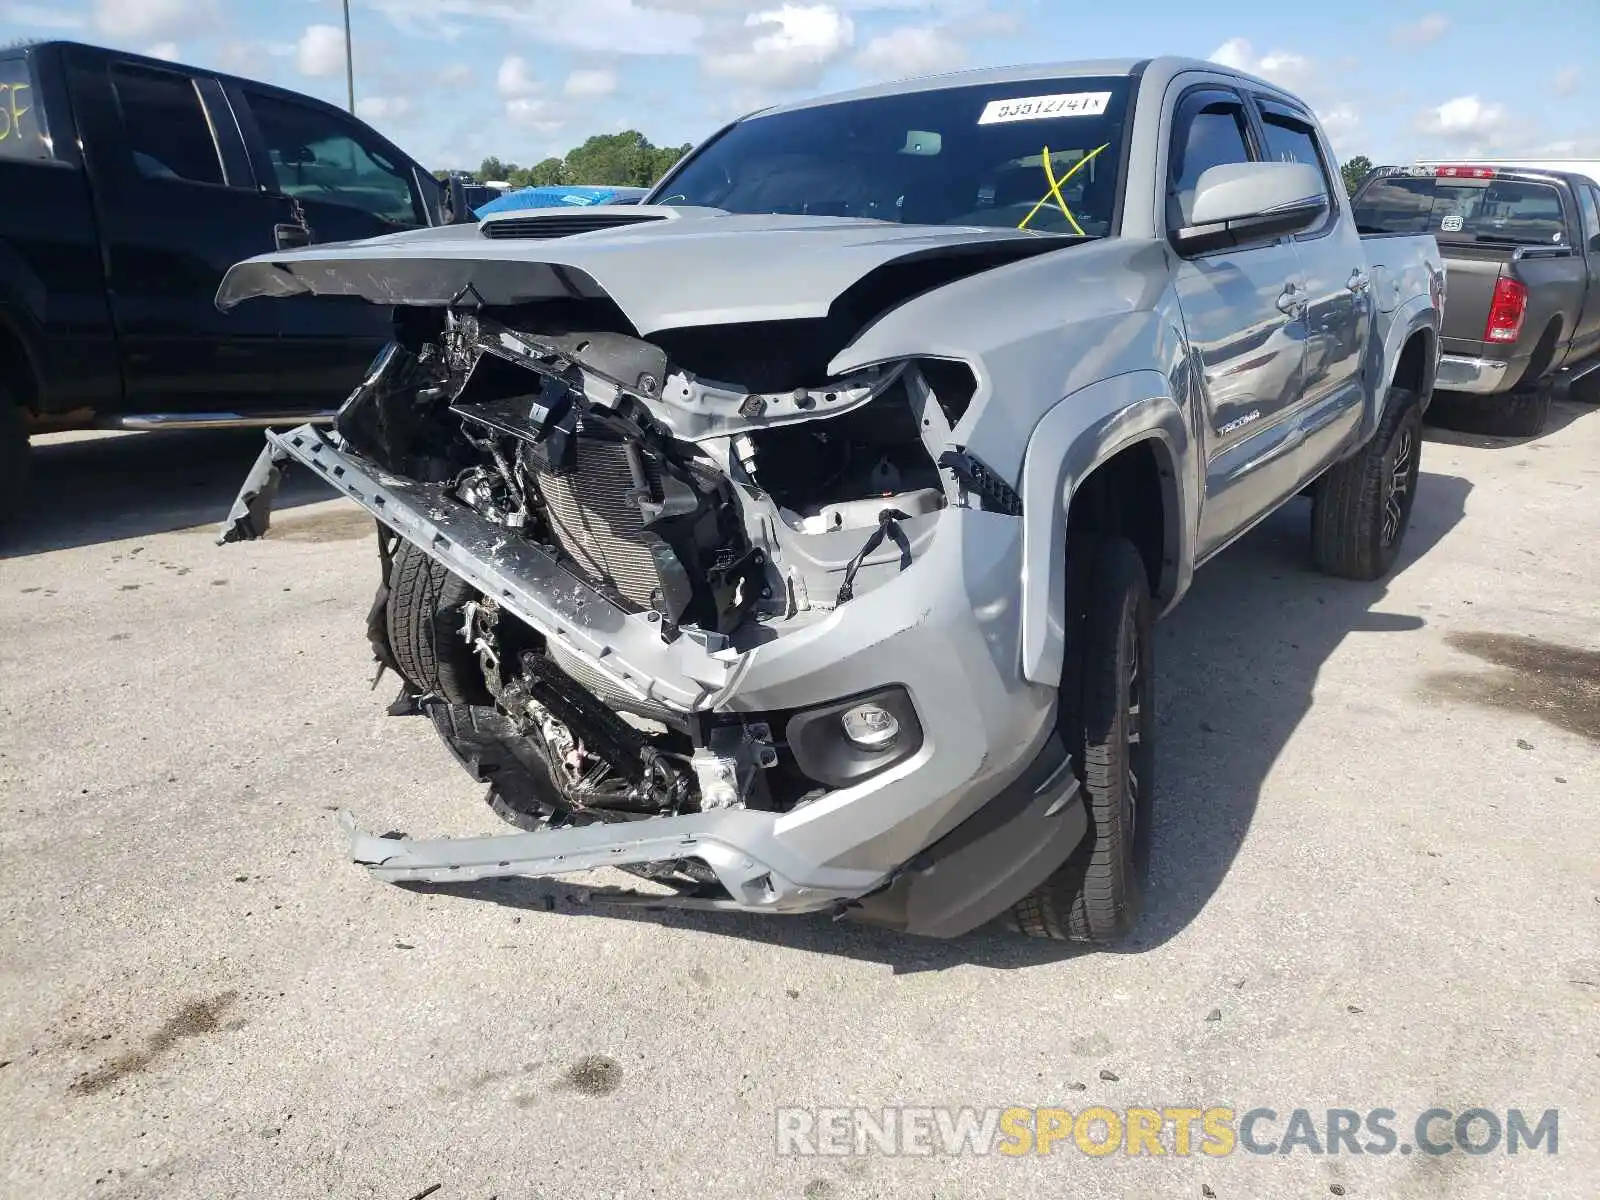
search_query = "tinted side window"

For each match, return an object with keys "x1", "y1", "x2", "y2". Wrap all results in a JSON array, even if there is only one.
[
  {"x1": 1169, "y1": 98, "x2": 1253, "y2": 227},
  {"x1": 0, "y1": 56, "x2": 51, "y2": 161},
  {"x1": 109, "y1": 64, "x2": 224, "y2": 184},
  {"x1": 245, "y1": 92, "x2": 421, "y2": 227},
  {"x1": 1577, "y1": 185, "x2": 1600, "y2": 245},
  {"x1": 1260, "y1": 112, "x2": 1330, "y2": 197}
]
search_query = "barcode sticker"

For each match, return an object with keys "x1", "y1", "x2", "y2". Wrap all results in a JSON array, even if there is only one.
[{"x1": 977, "y1": 92, "x2": 1111, "y2": 125}]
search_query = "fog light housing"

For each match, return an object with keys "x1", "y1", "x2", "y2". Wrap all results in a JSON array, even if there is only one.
[
  {"x1": 784, "y1": 686, "x2": 923, "y2": 789},
  {"x1": 841, "y1": 703, "x2": 900, "y2": 750}
]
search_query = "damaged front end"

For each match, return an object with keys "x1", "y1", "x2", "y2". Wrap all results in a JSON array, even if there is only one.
[{"x1": 224, "y1": 295, "x2": 1076, "y2": 933}]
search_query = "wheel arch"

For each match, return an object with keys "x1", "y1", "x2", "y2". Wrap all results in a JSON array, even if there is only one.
[
  {"x1": 1019, "y1": 370, "x2": 1195, "y2": 687},
  {"x1": 0, "y1": 311, "x2": 44, "y2": 413},
  {"x1": 1362, "y1": 299, "x2": 1439, "y2": 444}
]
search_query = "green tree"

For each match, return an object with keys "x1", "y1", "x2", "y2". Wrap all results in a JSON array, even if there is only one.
[
  {"x1": 528, "y1": 157, "x2": 568, "y2": 186},
  {"x1": 646, "y1": 144, "x2": 692, "y2": 186},
  {"x1": 478, "y1": 156, "x2": 518, "y2": 182},
  {"x1": 1340, "y1": 155, "x2": 1374, "y2": 198},
  {"x1": 565, "y1": 131, "x2": 669, "y2": 187}
]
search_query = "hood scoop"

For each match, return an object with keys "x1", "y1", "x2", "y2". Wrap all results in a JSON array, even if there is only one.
[{"x1": 479, "y1": 209, "x2": 672, "y2": 240}]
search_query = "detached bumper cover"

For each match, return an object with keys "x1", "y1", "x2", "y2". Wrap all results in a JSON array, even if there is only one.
[{"x1": 224, "y1": 426, "x2": 1084, "y2": 936}]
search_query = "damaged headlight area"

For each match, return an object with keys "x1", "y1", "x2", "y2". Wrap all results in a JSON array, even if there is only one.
[{"x1": 251, "y1": 302, "x2": 993, "y2": 846}]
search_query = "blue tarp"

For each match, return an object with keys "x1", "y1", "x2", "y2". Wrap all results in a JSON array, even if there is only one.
[{"x1": 473, "y1": 185, "x2": 650, "y2": 215}]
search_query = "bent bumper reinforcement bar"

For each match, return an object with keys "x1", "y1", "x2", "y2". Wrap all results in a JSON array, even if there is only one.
[{"x1": 220, "y1": 424, "x2": 742, "y2": 714}]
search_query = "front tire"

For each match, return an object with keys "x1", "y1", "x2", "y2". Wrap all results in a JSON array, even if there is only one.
[
  {"x1": 1009, "y1": 537, "x2": 1155, "y2": 943},
  {"x1": 1310, "y1": 390, "x2": 1423, "y2": 581},
  {"x1": 385, "y1": 539, "x2": 492, "y2": 705},
  {"x1": 0, "y1": 391, "x2": 30, "y2": 535}
]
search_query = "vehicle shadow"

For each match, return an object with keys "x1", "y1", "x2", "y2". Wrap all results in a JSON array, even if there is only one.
[
  {"x1": 407, "y1": 468, "x2": 1473, "y2": 972},
  {"x1": 4, "y1": 428, "x2": 333, "y2": 557},
  {"x1": 1425, "y1": 393, "x2": 1596, "y2": 446}
]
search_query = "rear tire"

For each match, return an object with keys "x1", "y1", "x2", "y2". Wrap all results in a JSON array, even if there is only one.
[
  {"x1": 1008, "y1": 537, "x2": 1155, "y2": 943},
  {"x1": 1310, "y1": 390, "x2": 1423, "y2": 581},
  {"x1": 385, "y1": 539, "x2": 492, "y2": 705},
  {"x1": 1432, "y1": 386, "x2": 1551, "y2": 438},
  {"x1": 0, "y1": 390, "x2": 29, "y2": 535}
]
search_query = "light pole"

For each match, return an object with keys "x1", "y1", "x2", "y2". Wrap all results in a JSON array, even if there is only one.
[{"x1": 342, "y1": 0, "x2": 355, "y2": 114}]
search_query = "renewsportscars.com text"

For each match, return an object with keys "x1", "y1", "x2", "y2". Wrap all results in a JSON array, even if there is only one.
[{"x1": 776, "y1": 1106, "x2": 1559, "y2": 1158}]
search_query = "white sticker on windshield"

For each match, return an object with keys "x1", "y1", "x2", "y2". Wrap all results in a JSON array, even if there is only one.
[
  {"x1": 1440, "y1": 215, "x2": 1464, "y2": 232},
  {"x1": 978, "y1": 92, "x2": 1111, "y2": 125}
]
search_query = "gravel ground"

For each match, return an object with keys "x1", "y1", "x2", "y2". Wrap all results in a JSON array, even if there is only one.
[{"x1": 2, "y1": 405, "x2": 1597, "y2": 1200}]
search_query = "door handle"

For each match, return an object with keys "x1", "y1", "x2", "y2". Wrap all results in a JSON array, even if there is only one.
[
  {"x1": 274, "y1": 223, "x2": 311, "y2": 250},
  {"x1": 1347, "y1": 270, "x2": 1371, "y2": 294},
  {"x1": 1276, "y1": 283, "x2": 1306, "y2": 316}
]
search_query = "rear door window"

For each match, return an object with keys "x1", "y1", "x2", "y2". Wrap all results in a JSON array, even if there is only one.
[
  {"x1": 1255, "y1": 101, "x2": 1336, "y2": 236},
  {"x1": 244, "y1": 90, "x2": 423, "y2": 227},
  {"x1": 1577, "y1": 184, "x2": 1600, "y2": 248},
  {"x1": 109, "y1": 63, "x2": 225, "y2": 184},
  {"x1": 1354, "y1": 170, "x2": 1571, "y2": 246},
  {"x1": 0, "y1": 55, "x2": 51, "y2": 160}
]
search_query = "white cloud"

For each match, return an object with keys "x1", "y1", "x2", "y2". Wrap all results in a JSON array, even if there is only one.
[
  {"x1": 356, "y1": 96, "x2": 411, "y2": 121},
  {"x1": 1553, "y1": 66, "x2": 1579, "y2": 98},
  {"x1": 1208, "y1": 38, "x2": 1311, "y2": 89},
  {"x1": 1392, "y1": 14, "x2": 1448, "y2": 46},
  {"x1": 854, "y1": 25, "x2": 963, "y2": 81},
  {"x1": 296, "y1": 25, "x2": 347, "y2": 78},
  {"x1": 1318, "y1": 104, "x2": 1362, "y2": 154},
  {"x1": 145, "y1": 41, "x2": 180, "y2": 61},
  {"x1": 494, "y1": 56, "x2": 568, "y2": 133},
  {"x1": 703, "y1": 3, "x2": 854, "y2": 90},
  {"x1": 497, "y1": 55, "x2": 541, "y2": 98},
  {"x1": 438, "y1": 62, "x2": 476, "y2": 88},
  {"x1": 1417, "y1": 95, "x2": 1507, "y2": 139},
  {"x1": 565, "y1": 67, "x2": 618, "y2": 99},
  {"x1": 506, "y1": 96, "x2": 566, "y2": 134},
  {"x1": 93, "y1": 0, "x2": 212, "y2": 40}
]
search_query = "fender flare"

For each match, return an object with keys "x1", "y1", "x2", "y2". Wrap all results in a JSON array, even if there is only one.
[
  {"x1": 1018, "y1": 369, "x2": 1196, "y2": 687},
  {"x1": 1360, "y1": 296, "x2": 1438, "y2": 445}
]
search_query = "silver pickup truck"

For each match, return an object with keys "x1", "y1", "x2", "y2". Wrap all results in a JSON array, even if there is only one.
[{"x1": 218, "y1": 57, "x2": 1443, "y2": 943}]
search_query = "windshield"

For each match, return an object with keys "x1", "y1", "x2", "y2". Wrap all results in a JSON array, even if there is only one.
[
  {"x1": 1353, "y1": 169, "x2": 1572, "y2": 246},
  {"x1": 650, "y1": 76, "x2": 1133, "y2": 236}
]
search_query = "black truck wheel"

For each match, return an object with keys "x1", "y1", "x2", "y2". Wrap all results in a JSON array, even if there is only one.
[
  {"x1": 0, "y1": 389, "x2": 29, "y2": 534},
  {"x1": 1310, "y1": 390, "x2": 1423, "y2": 581},
  {"x1": 1471, "y1": 386, "x2": 1552, "y2": 438},
  {"x1": 385, "y1": 538, "x2": 492, "y2": 705},
  {"x1": 1009, "y1": 537, "x2": 1155, "y2": 943}
]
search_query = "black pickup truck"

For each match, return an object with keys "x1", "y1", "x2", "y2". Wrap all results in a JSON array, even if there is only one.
[
  {"x1": 0, "y1": 40, "x2": 443, "y2": 525},
  {"x1": 1352, "y1": 163, "x2": 1600, "y2": 435}
]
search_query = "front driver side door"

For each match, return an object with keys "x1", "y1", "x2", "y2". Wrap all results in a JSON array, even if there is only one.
[
  {"x1": 228, "y1": 84, "x2": 431, "y2": 408},
  {"x1": 1165, "y1": 85, "x2": 1308, "y2": 558}
]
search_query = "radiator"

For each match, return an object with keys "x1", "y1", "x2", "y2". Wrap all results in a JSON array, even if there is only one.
[{"x1": 530, "y1": 437, "x2": 666, "y2": 613}]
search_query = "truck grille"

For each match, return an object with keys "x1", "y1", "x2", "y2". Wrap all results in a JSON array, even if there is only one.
[{"x1": 530, "y1": 439, "x2": 665, "y2": 612}]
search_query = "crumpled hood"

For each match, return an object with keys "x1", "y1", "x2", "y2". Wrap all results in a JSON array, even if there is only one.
[{"x1": 215, "y1": 207, "x2": 1075, "y2": 335}]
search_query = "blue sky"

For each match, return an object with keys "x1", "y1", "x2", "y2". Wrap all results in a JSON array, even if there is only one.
[{"x1": 4, "y1": 0, "x2": 1595, "y2": 173}]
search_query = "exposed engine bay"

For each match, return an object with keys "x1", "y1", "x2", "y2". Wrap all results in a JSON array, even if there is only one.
[{"x1": 303, "y1": 300, "x2": 997, "y2": 839}]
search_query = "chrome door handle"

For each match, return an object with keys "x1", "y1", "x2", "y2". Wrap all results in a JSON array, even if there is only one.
[{"x1": 1348, "y1": 270, "x2": 1371, "y2": 293}]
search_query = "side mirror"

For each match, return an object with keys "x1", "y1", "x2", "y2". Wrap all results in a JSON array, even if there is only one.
[
  {"x1": 1171, "y1": 162, "x2": 1329, "y2": 255},
  {"x1": 442, "y1": 174, "x2": 478, "y2": 225}
]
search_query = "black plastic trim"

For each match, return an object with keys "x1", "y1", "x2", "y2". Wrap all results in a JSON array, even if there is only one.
[
  {"x1": 847, "y1": 729, "x2": 1089, "y2": 938},
  {"x1": 784, "y1": 686, "x2": 923, "y2": 789}
]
